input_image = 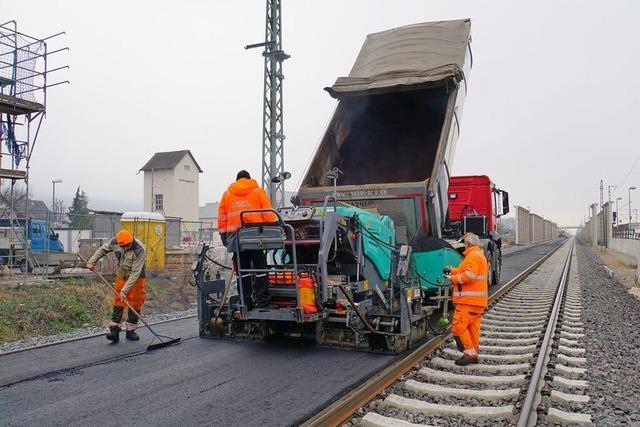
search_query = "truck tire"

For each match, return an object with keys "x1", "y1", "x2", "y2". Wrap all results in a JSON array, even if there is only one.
[
  {"x1": 486, "y1": 251, "x2": 494, "y2": 287},
  {"x1": 493, "y1": 249, "x2": 502, "y2": 286}
]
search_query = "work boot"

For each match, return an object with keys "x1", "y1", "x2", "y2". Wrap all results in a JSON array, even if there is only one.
[
  {"x1": 106, "y1": 326, "x2": 120, "y2": 343},
  {"x1": 455, "y1": 354, "x2": 479, "y2": 366},
  {"x1": 454, "y1": 337, "x2": 465, "y2": 352},
  {"x1": 126, "y1": 330, "x2": 140, "y2": 341}
]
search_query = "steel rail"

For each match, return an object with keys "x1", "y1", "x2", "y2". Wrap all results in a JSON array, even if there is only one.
[
  {"x1": 301, "y1": 241, "x2": 566, "y2": 427},
  {"x1": 517, "y1": 239, "x2": 574, "y2": 426}
]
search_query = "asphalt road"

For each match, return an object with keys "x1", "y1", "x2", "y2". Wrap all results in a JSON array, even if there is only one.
[
  {"x1": 0, "y1": 239, "x2": 564, "y2": 426},
  {"x1": 496, "y1": 239, "x2": 565, "y2": 291}
]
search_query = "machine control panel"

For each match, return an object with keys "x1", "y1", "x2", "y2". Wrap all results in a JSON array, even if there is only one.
[{"x1": 278, "y1": 207, "x2": 316, "y2": 222}]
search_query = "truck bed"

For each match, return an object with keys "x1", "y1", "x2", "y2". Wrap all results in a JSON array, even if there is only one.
[{"x1": 300, "y1": 19, "x2": 471, "y2": 191}]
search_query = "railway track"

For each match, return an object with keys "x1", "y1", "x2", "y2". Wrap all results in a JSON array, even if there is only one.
[{"x1": 303, "y1": 238, "x2": 591, "y2": 427}]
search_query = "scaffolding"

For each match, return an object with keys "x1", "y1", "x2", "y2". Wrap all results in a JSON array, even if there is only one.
[{"x1": 0, "y1": 20, "x2": 68, "y2": 272}]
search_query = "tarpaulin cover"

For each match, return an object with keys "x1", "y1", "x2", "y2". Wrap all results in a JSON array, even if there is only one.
[{"x1": 326, "y1": 19, "x2": 471, "y2": 98}]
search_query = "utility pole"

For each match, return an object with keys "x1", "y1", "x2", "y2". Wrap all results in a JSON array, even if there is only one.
[
  {"x1": 246, "y1": 0, "x2": 291, "y2": 207},
  {"x1": 608, "y1": 185, "x2": 616, "y2": 203},
  {"x1": 599, "y1": 180, "x2": 604, "y2": 208},
  {"x1": 629, "y1": 186, "x2": 637, "y2": 224}
]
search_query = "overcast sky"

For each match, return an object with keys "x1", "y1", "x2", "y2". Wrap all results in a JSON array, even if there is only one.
[{"x1": 4, "y1": 0, "x2": 640, "y2": 226}]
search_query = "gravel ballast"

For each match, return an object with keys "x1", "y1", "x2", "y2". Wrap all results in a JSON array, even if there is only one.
[
  {"x1": 576, "y1": 240, "x2": 640, "y2": 425},
  {"x1": 345, "y1": 242, "x2": 572, "y2": 427}
]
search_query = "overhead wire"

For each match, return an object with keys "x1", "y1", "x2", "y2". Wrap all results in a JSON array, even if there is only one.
[{"x1": 612, "y1": 156, "x2": 640, "y2": 197}]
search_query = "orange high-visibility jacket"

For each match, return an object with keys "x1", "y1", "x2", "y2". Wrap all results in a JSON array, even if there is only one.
[
  {"x1": 218, "y1": 178, "x2": 277, "y2": 233},
  {"x1": 450, "y1": 245, "x2": 489, "y2": 307}
]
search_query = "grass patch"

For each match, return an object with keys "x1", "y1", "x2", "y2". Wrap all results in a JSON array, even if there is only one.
[
  {"x1": 0, "y1": 273, "x2": 196, "y2": 344},
  {"x1": 0, "y1": 280, "x2": 111, "y2": 343}
]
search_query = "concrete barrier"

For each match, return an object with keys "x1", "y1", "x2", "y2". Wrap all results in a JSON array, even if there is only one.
[
  {"x1": 530, "y1": 214, "x2": 544, "y2": 243},
  {"x1": 515, "y1": 206, "x2": 531, "y2": 245},
  {"x1": 610, "y1": 238, "x2": 640, "y2": 259},
  {"x1": 609, "y1": 238, "x2": 640, "y2": 284}
]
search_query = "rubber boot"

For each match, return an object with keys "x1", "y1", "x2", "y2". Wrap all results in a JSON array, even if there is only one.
[
  {"x1": 126, "y1": 310, "x2": 140, "y2": 340},
  {"x1": 106, "y1": 326, "x2": 120, "y2": 343},
  {"x1": 106, "y1": 306, "x2": 124, "y2": 343}
]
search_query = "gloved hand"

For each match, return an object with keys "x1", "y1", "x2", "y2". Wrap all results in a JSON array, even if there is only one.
[
  {"x1": 220, "y1": 232, "x2": 228, "y2": 246},
  {"x1": 119, "y1": 291, "x2": 128, "y2": 303},
  {"x1": 86, "y1": 261, "x2": 95, "y2": 271},
  {"x1": 442, "y1": 266, "x2": 452, "y2": 274}
]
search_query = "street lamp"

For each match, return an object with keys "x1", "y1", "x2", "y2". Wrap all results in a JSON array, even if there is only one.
[
  {"x1": 52, "y1": 179, "x2": 62, "y2": 224},
  {"x1": 629, "y1": 186, "x2": 637, "y2": 224},
  {"x1": 616, "y1": 197, "x2": 623, "y2": 227}
]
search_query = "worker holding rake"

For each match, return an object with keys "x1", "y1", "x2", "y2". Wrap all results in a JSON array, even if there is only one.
[{"x1": 87, "y1": 229, "x2": 147, "y2": 343}]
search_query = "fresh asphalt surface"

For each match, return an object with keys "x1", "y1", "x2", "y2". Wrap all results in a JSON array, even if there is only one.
[
  {"x1": 0, "y1": 240, "x2": 564, "y2": 426},
  {"x1": 495, "y1": 239, "x2": 565, "y2": 292}
]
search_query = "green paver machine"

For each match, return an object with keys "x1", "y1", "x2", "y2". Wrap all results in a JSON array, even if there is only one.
[{"x1": 195, "y1": 19, "x2": 472, "y2": 353}]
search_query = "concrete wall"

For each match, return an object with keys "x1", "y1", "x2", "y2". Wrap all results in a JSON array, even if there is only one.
[
  {"x1": 515, "y1": 206, "x2": 531, "y2": 244},
  {"x1": 590, "y1": 204, "x2": 598, "y2": 246},
  {"x1": 581, "y1": 202, "x2": 615, "y2": 249},
  {"x1": 543, "y1": 220, "x2": 552, "y2": 240},
  {"x1": 530, "y1": 213, "x2": 544, "y2": 243},
  {"x1": 609, "y1": 237, "x2": 640, "y2": 283},
  {"x1": 515, "y1": 206, "x2": 560, "y2": 244},
  {"x1": 610, "y1": 238, "x2": 640, "y2": 259}
]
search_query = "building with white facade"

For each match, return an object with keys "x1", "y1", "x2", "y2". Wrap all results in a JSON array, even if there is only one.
[
  {"x1": 140, "y1": 150, "x2": 202, "y2": 221},
  {"x1": 199, "y1": 202, "x2": 219, "y2": 228}
]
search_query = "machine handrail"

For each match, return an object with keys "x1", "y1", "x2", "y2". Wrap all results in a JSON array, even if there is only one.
[
  {"x1": 234, "y1": 209, "x2": 299, "y2": 311},
  {"x1": 319, "y1": 195, "x2": 338, "y2": 242},
  {"x1": 239, "y1": 208, "x2": 285, "y2": 227}
]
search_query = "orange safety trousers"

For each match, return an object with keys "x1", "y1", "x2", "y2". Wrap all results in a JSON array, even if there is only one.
[
  {"x1": 451, "y1": 304, "x2": 484, "y2": 356},
  {"x1": 113, "y1": 276, "x2": 146, "y2": 312}
]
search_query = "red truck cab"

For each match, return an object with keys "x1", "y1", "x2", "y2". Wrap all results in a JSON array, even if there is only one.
[
  {"x1": 446, "y1": 175, "x2": 510, "y2": 285},
  {"x1": 447, "y1": 175, "x2": 509, "y2": 234}
]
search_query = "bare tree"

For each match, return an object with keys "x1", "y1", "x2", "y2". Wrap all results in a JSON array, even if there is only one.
[
  {"x1": 0, "y1": 182, "x2": 28, "y2": 218},
  {"x1": 53, "y1": 198, "x2": 67, "y2": 226}
]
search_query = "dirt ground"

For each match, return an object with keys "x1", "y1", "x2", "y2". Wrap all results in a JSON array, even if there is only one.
[
  {"x1": 592, "y1": 247, "x2": 640, "y2": 300},
  {"x1": 0, "y1": 270, "x2": 196, "y2": 344}
]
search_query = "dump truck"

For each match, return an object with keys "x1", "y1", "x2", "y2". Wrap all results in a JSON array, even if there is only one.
[
  {"x1": 196, "y1": 19, "x2": 476, "y2": 353},
  {"x1": 297, "y1": 19, "x2": 473, "y2": 288}
]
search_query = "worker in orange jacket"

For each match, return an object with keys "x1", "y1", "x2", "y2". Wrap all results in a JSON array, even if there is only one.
[
  {"x1": 218, "y1": 170, "x2": 277, "y2": 310},
  {"x1": 87, "y1": 229, "x2": 147, "y2": 343},
  {"x1": 445, "y1": 232, "x2": 489, "y2": 366}
]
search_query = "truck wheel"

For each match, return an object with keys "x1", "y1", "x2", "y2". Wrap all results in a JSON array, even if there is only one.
[
  {"x1": 19, "y1": 259, "x2": 32, "y2": 273},
  {"x1": 486, "y1": 252, "x2": 494, "y2": 287},
  {"x1": 493, "y1": 250, "x2": 502, "y2": 285}
]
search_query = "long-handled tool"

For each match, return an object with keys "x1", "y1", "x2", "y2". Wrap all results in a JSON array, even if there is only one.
[
  {"x1": 79, "y1": 255, "x2": 181, "y2": 351},
  {"x1": 210, "y1": 264, "x2": 235, "y2": 334}
]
